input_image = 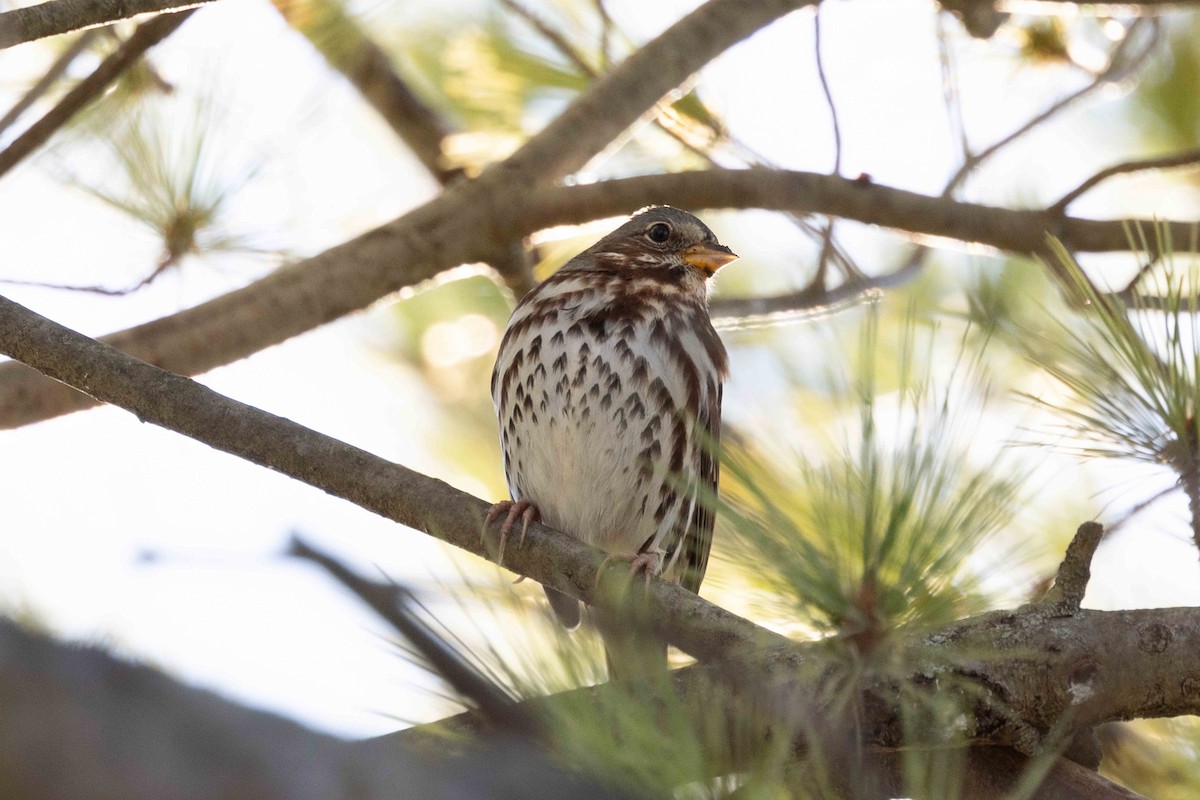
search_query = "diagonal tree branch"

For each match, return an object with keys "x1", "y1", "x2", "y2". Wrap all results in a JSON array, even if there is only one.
[
  {"x1": 1, "y1": 166, "x2": 1198, "y2": 429},
  {"x1": 6, "y1": 291, "x2": 1200, "y2": 734},
  {"x1": 0, "y1": 0, "x2": 213, "y2": 49},
  {"x1": 0, "y1": 291, "x2": 786, "y2": 662},
  {"x1": 0, "y1": 9, "x2": 194, "y2": 178},
  {"x1": 492, "y1": 0, "x2": 812, "y2": 182},
  {"x1": 1, "y1": 290, "x2": 1198, "y2": 800}
]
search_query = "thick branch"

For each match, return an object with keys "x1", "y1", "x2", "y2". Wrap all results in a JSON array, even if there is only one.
[
  {"x1": 0, "y1": 617, "x2": 631, "y2": 800},
  {"x1": 2, "y1": 167, "x2": 1196, "y2": 429},
  {"x1": 0, "y1": 0, "x2": 211, "y2": 49},
  {"x1": 0, "y1": 9, "x2": 193, "y2": 177},
  {"x1": 389, "y1": 601, "x2": 1200, "y2": 793},
  {"x1": 849, "y1": 748, "x2": 1148, "y2": 800},
  {"x1": 2, "y1": 293, "x2": 1198, "y2": 800},
  {"x1": 5, "y1": 292, "x2": 1200, "y2": 740},
  {"x1": 390, "y1": 603, "x2": 1200, "y2": 775}
]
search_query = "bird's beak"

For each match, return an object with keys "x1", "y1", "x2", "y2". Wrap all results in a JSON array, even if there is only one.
[{"x1": 682, "y1": 243, "x2": 738, "y2": 275}]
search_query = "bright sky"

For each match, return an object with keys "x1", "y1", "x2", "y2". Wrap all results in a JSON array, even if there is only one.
[{"x1": 1, "y1": 0, "x2": 1199, "y2": 739}]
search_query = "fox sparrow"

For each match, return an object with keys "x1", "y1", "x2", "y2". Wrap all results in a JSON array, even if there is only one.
[{"x1": 488, "y1": 206, "x2": 736, "y2": 677}]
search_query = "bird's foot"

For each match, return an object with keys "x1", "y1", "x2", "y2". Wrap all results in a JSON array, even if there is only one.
[
  {"x1": 596, "y1": 549, "x2": 663, "y2": 594},
  {"x1": 483, "y1": 500, "x2": 540, "y2": 565}
]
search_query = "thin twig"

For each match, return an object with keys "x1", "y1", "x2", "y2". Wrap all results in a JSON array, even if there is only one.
[
  {"x1": 813, "y1": 9, "x2": 841, "y2": 176},
  {"x1": 288, "y1": 536, "x2": 538, "y2": 735},
  {"x1": 0, "y1": 28, "x2": 100, "y2": 138},
  {"x1": 1104, "y1": 483, "x2": 1177, "y2": 536},
  {"x1": 0, "y1": 254, "x2": 182, "y2": 296},
  {"x1": 811, "y1": 6, "x2": 843, "y2": 291},
  {"x1": 936, "y1": 10, "x2": 971, "y2": 164},
  {"x1": 0, "y1": 9, "x2": 195, "y2": 178},
  {"x1": 499, "y1": 0, "x2": 594, "y2": 73},
  {"x1": 943, "y1": 17, "x2": 1159, "y2": 196},
  {"x1": 595, "y1": 0, "x2": 613, "y2": 69},
  {"x1": 1052, "y1": 148, "x2": 1200, "y2": 213},
  {"x1": 0, "y1": 0, "x2": 212, "y2": 49},
  {"x1": 710, "y1": 256, "x2": 924, "y2": 326}
]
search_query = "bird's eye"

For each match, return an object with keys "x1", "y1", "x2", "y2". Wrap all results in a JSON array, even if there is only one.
[{"x1": 646, "y1": 222, "x2": 671, "y2": 243}]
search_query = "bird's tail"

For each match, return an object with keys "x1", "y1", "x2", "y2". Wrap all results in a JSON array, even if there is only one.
[
  {"x1": 543, "y1": 585, "x2": 582, "y2": 630},
  {"x1": 593, "y1": 608, "x2": 668, "y2": 682}
]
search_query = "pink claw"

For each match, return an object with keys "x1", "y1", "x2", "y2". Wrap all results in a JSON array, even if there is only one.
[
  {"x1": 596, "y1": 549, "x2": 663, "y2": 593},
  {"x1": 483, "y1": 500, "x2": 540, "y2": 565}
]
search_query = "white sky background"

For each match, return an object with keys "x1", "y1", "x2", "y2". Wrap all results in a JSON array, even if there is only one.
[{"x1": 2, "y1": 0, "x2": 1200, "y2": 738}]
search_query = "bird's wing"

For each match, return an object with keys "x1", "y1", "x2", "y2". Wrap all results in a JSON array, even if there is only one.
[{"x1": 678, "y1": 382, "x2": 721, "y2": 595}]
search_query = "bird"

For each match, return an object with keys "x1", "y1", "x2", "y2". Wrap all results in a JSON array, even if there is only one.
[{"x1": 488, "y1": 206, "x2": 736, "y2": 679}]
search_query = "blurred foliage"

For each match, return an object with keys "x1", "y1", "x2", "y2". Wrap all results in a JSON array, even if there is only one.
[
  {"x1": 1132, "y1": 16, "x2": 1200, "y2": 151},
  {"x1": 721, "y1": 308, "x2": 1023, "y2": 647},
  {"x1": 45, "y1": 93, "x2": 275, "y2": 290},
  {"x1": 389, "y1": 1, "x2": 721, "y2": 172},
  {"x1": 1014, "y1": 17, "x2": 1073, "y2": 67},
  {"x1": 1099, "y1": 719, "x2": 1200, "y2": 800},
  {"x1": 406, "y1": 576, "x2": 803, "y2": 799},
  {"x1": 386, "y1": 274, "x2": 514, "y2": 490},
  {"x1": 1024, "y1": 233, "x2": 1200, "y2": 472}
]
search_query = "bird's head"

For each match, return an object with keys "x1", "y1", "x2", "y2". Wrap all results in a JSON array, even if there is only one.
[{"x1": 574, "y1": 206, "x2": 738, "y2": 280}]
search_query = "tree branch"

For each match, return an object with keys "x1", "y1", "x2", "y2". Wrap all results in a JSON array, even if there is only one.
[
  {"x1": 847, "y1": 748, "x2": 1149, "y2": 800},
  {"x1": 0, "y1": 617, "x2": 633, "y2": 800},
  {"x1": 2, "y1": 292, "x2": 1198, "y2": 800},
  {"x1": 6, "y1": 291, "x2": 1200, "y2": 739},
  {"x1": 493, "y1": 0, "x2": 813, "y2": 182},
  {"x1": 389, "y1": 600, "x2": 1197, "y2": 791},
  {"x1": 0, "y1": 291, "x2": 786, "y2": 662},
  {"x1": 0, "y1": 9, "x2": 194, "y2": 177},
  {"x1": 1, "y1": 166, "x2": 1197, "y2": 429},
  {"x1": 1051, "y1": 147, "x2": 1200, "y2": 213},
  {"x1": 0, "y1": 0, "x2": 212, "y2": 49}
]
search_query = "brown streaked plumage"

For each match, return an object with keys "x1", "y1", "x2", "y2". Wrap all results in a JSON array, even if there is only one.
[{"x1": 488, "y1": 206, "x2": 735, "y2": 678}]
